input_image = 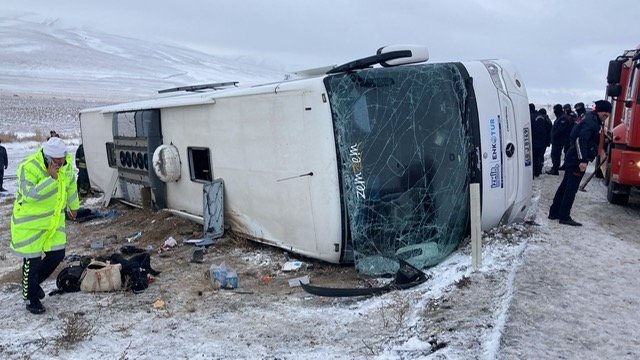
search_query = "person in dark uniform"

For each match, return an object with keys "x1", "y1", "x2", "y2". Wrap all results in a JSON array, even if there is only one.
[
  {"x1": 559, "y1": 104, "x2": 578, "y2": 169},
  {"x1": 549, "y1": 100, "x2": 612, "y2": 226},
  {"x1": 531, "y1": 108, "x2": 552, "y2": 177},
  {"x1": 0, "y1": 139, "x2": 7, "y2": 191},
  {"x1": 75, "y1": 144, "x2": 90, "y2": 196},
  {"x1": 547, "y1": 104, "x2": 572, "y2": 175},
  {"x1": 574, "y1": 102, "x2": 586, "y2": 123}
]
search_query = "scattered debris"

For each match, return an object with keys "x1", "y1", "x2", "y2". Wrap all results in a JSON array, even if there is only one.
[
  {"x1": 183, "y1": 239, "x2": 204, "y2": 244},
  {"x1": 97, "y1": 298, "x2": 111, "y2": 308},
  {"x1": 90, "y1": 239, "x2": 104, "y2": 249},
  {"x1": 125, "y1": 231, "x2": 143, "y2": 243},
  {"x1": 64, "y1": 254, "x2": 82, "y2": 262},
  {"x1": 158, "y1": 236, "x2": 177, "y2": 254},
  {"x1": 152, "y1": 299, "x2": 166, "y2": 309},
  {"x1": 288, "y1": 275, "x2": 310, "y2": 287},
  {"x1": 190, "y1": 248, "x2": 204, "y2": 263},
  {"x1": 225, "y1": 269, "x2": 238, "y2": 289},
  {"x1": 184, "y1": 238, "x2": 215, "y2": 247},
  {"x1": 301, "y1": 259, "x2": 429, "y2": 297},
  {"x1": 72, "y1": 208, "x2": 119, "y2": 223},
  {"x1": 282, "y1": 260, "x2": 305, "y2": 272},
  {"x1": 209, "y1": 262, "x2": 238, "y2": 290}
]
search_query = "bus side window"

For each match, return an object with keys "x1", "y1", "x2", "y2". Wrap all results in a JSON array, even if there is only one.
[{"x1": 188, "y1": 147, "x2": 213, "y2": 183}]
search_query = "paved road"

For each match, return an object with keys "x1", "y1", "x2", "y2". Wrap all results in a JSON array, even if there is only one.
[{"x1": 498, "y1": 174, "x2": 640, "y2": 359}]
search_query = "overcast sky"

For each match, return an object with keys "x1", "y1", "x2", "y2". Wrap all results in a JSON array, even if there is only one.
[{"x1": 3, "y1": 0, "x2": 640, "y2": 105}]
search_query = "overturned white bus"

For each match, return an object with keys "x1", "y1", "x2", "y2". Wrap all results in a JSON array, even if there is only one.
[{"x1": 80, "y1": 46, "x2": 532, "y2": 275}]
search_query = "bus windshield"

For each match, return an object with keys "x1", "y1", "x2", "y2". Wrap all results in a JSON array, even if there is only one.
[{"x1": 325, "y1": 63, "x2": 475, "y2": 275}]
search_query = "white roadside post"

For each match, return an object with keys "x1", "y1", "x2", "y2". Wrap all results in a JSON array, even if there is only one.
[{"x1": 470, "y1": 183, "x2": 482, "y2": 270}]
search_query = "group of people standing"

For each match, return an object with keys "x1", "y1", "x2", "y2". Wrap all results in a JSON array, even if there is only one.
[
  {"x1": 530, "y1": 100, "x2": 612, "y2": 227},
  {"x1": 529, "y1": 102, "x2": 587, "y2": 177}
]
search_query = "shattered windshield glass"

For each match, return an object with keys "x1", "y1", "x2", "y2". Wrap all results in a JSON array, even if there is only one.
[{"x1": 325, "y1": 63, "x2": 473, "y2": 275}]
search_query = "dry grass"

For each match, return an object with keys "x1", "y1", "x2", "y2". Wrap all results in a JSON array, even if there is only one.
[
  {"x1": 454, "y1": 275, "x2": 472, "y2": 289},
  {"x1": 0, "y1": 130, "x2": 49, "y2": 143},
  {"x1": 378, "y1": 293, "x2": 411, "y2": 331},
  {"x1": 0, "y1": 129, "x2": 73, "y2": 143},
  {"x1": 0, "y1": 132, "x2": 19, "y2": 143},
  {"x1": 52, "y1": 312, "x2": 95, "y2": 354},
  {"x1": 360, "y1": 295, "x2": 412, "y2": 357}
]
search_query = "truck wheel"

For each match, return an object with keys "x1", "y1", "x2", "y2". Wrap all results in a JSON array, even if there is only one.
[{"x1": 607, "y1": 179, "x2": 630, "y2": 205}]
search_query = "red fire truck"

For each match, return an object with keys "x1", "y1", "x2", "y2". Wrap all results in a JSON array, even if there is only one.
[{"x1": 598, "y1": 46, "x2": 640, "y2": 204}]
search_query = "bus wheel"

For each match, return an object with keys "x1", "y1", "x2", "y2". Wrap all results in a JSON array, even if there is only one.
[{"x1": 607, "y1": 179, "x2": 630, "y2": 205}]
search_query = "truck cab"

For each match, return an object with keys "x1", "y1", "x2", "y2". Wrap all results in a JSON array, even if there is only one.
[{"x1": 601, "y1": 47, "x2": 640, "y2": 205}]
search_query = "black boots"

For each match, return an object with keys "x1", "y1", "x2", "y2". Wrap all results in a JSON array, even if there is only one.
[
  {"x1": 26, "y1": 299, "x2": 46, "y2": 314},
  {"x1": 559, "y1": 218, "x2": 582, "y2": 226},
  {"x1": 25, "y1": 286, "x2": 46, "y2": 314}
]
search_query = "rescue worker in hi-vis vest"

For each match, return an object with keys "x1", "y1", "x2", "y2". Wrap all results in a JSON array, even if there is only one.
[{"x1": 10, "y1": 137, "x2": 79, "y2": 314}]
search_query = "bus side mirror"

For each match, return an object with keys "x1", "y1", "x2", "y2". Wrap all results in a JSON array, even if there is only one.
[
  {"x1": 607, "y1": 60, "x2": 623, "y2": 84},
  {"x1": 606, "y1": 84, "x2": 621, "y2": 97}
]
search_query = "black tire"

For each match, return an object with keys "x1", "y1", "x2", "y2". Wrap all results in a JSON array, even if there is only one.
[{"x1": 607, "y1": 179, "x2": 630, "y2": 205}]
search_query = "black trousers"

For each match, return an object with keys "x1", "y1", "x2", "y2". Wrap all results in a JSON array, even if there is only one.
[
  {"x1": 532, "y1": 146, "x2": 546, "y2": 176},
  {"x1": 0, "y1": 166, "x2": 4, "y2": 189},
  {"x1": 549, "y1": 164, "x2": 585, "y2": 221},
  {"x1": 77, "y1": 168, "x2": 90, "y2": 194},
  {"x1": 22, "y1": 249, "x2": 65, "y2": 301},
  {"x1": 549, "y1": 142, "x2": 563, "y2": 171}
]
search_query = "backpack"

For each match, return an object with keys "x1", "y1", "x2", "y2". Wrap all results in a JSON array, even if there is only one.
[{"x1": 49, "y1": 265, "x2": 85, "y2": 295}]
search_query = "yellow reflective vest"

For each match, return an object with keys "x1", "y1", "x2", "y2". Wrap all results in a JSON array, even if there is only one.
[{"x1": 10, "y1": 148, "x2": 80, "y2": 258}]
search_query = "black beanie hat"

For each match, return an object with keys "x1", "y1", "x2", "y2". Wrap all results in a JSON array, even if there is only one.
[
  {"x1": 594, "y1": 100, "x2": 612, "y2": 113},
  {"x1": 553, "y1": 104, "x2": 563, "y2": 113}
]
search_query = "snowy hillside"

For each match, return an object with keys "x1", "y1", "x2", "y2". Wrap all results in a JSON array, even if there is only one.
[{"x1": 0, "y1": 15, "x2": 286, "y2": 99}]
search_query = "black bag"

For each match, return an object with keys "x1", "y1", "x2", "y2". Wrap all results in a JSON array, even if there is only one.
[
  {"x1": 49, "y1": 265, "x2": 85, "y2": 295},
  {"x1": 109, "y1": 253, "x2": 159, "y2": 294},
  {"x1": 128, "y1": 267, "x2": 149, "y2": 293}
]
